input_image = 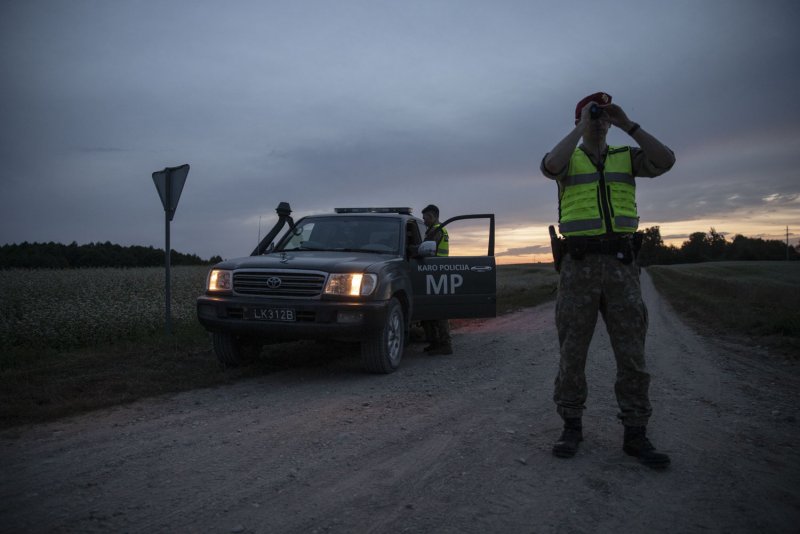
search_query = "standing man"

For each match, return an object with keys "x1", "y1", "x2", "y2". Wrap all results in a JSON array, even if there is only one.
[
  {"x1": 420, "y1": 204, "x2": 453, "y2": 355},
  {"x1": 540, "y1": 92, "x2": 675, "y2": 469}
]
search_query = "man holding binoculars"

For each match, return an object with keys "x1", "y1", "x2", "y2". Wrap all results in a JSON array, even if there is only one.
[{"x1": 540, "y1": 92, "x2": 675, "y2": 468}]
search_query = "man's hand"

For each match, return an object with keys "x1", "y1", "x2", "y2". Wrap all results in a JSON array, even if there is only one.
[
  {"x1": 542, "y1": 101, "x2": 595, "y2": 175},
  {"x1": 576, "y1": 101, "x2": 595, "y2": 131},
  {"x1": 604, "y1": 104, "x2": 636, "y2": 132},
  {"x1": 604, "y1": 103, "x2": 676, "y2": 169}
]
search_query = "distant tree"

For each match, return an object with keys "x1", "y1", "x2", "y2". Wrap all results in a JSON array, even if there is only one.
[
  {"x1": 706, "y1": 227, "x2": 727, "y2": 260},
  {"x1": 727, "y1": 234, "x2": 757, "y2": 261},
  {"x1": 679, "y1": 232, "x2": 709, "y2": 263},
  {"x1": 637, "y1": 226, "x2": 667, "y2": 266},
  {"x1": 667, "y1": 230, "x2": 798, "y2": 264},
  {"x1": 0, "y1": 242, "x2": 217, "y2": 269}
]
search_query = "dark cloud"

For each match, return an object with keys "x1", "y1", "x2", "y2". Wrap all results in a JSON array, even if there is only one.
[{"x1": 1, "y1": 0, "x2": 799, "y2": 260}]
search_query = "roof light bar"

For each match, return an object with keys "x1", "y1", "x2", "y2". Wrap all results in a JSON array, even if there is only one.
[{"x1": 334, "y1": 207, "x2": 412, "y2": 214}]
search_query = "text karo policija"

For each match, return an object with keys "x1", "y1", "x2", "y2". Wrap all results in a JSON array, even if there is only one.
[{"x1": 416, "y1": 263, "x2": 472, "y2": 272}]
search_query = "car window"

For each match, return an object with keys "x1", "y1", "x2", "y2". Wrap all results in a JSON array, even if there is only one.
[
  {"x1": 279, "y1": 216, "x2": 401, "y2": 254},
  {"x1": 406, "y1": 221, "x2": 421, "y2": 246}
]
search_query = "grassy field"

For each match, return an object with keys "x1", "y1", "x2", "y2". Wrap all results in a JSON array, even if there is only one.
[
  {"x1": 0, "y1": 263, "x2": 558, "y2": 428},
  {"x1": 495, "y1": 263, "x2": 559, "y2": 313},
  {"x1": 0, "y1": 266, "x2": 209, "y2": 351},
  {"x1": 647, "y1": 261, "x2": 800, "y2": 357}
]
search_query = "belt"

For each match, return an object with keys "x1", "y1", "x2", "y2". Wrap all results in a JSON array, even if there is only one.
[{"x1": 565, "y1": 235, "x2": 632, "y2": 255}]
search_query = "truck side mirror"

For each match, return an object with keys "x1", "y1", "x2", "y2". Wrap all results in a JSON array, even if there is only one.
[{"x1": 417, "y1": 240, "x2": 438, "y2": 257}]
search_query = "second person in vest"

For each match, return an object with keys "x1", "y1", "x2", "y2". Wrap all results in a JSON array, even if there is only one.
[{"x1": 421, "y1": 204, "x2": 452, "y2": 355}]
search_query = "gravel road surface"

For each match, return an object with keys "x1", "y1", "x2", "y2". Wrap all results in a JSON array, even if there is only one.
[{"x1": 2, "y1": 272, "x2": 798, "y2": 533}]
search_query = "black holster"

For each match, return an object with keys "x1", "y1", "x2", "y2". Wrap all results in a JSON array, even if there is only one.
[{"x1": 549, "y1": 225, "x2": 565, "y2": 272}]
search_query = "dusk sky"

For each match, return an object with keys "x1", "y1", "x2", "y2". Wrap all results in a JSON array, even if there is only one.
[{"x1": 2, "y1": 0, "x2": 798, "y2": 263}]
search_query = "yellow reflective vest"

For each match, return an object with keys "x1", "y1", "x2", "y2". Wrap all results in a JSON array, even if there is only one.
[
  {"x1": 558, "y1": 146, "x2": 639, "y2": 236},
  {"x1": 429, "y1": 224, "x2": 449, "y2": 256}
]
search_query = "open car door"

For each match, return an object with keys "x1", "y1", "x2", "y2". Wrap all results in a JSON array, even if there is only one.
[{"x1": 410, "y1": 214, "x2": 496, "y2": 320}]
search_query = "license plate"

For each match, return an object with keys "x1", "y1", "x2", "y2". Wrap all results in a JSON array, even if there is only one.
[{"x1": 250, "y1": 307, "x2": 296, "y2": 322}]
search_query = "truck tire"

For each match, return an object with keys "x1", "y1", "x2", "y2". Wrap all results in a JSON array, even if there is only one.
[
  {"x1": 361, "y1": 298, "x2": 405, "y2": 374},
  {"x1": 212, "y1": 332, "x2": 261, "y2": 368}
]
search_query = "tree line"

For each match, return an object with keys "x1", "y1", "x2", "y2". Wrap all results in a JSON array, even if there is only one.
[
  {"x1": 1, "y1": 229, "x2": 796, "y2": 268},
  {"x1": 0, "y1": 241, "x2": 223, "y2": 269},
  {"x1": 636, "y1": 227, "x2": 798, "y2": 266}
]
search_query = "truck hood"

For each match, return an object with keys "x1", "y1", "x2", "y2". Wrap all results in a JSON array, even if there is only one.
[{"x1": 212, "y1": 251, "x2": 398, "y2": 273}]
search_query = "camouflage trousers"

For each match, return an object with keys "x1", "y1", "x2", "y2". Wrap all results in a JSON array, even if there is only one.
[{"x1": 553, "y1": 253, "x2": 652, "y2": 427}]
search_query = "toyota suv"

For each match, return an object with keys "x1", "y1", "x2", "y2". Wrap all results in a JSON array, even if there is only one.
[{"x1": 197, "y1": 202, "x2": 496, "y2": 373}]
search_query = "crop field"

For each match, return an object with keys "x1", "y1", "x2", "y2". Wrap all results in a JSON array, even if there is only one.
[
  {"x1": 0, "y1": 266, "x2": 211, "y2": 351},
  {"x1": 648, "y1": 261, "x2": 800, "y2": 357}
]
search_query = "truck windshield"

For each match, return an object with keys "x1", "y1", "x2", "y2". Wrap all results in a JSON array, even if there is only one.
[{"x1": 279, "y1": 216, "x2": 402, "y2": 255}]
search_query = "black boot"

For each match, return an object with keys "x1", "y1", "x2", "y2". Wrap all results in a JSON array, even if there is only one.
[
  {"x1": 623, "y1": 425, "x2": 671, "y2": 469},
  {"x1": 552, "y1": 418, "x2": 583, "y2": 458}
]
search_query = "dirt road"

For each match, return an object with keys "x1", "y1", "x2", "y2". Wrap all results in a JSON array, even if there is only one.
[{"x1": 2, "y1": 272, "x2": 798, "y2": 533}]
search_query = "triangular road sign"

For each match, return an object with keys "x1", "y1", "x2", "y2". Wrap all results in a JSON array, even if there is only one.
[{"x1": 152, "y1": 164, "x2": 189, "y2": 221}]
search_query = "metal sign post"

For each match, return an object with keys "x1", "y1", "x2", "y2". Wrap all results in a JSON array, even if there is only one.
[{"x1": 152, "y1": 164, "x2": 189, "y2": 335}]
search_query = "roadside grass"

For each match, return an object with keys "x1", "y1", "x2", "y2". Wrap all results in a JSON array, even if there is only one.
[
  {"x1": 1, "y1": 324, "x2": 217, "y2": 427},
  {"x1": 0, "y1": 263, "x2": 557, "y2": 429},
  {"x1": 647, "y1": 261, "x2": 800, "y2": 358},
  {"x1": 495, "y1": 263, "x2": 559, "y2": 314}
]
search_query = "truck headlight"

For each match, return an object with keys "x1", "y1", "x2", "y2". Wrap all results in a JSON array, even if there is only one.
[
  {"x1": 324, "y1": 273, "x2": 377, "y2": 296},
  {"x1": 208, "y1": 269, "x2": 232, "y2": 292}
]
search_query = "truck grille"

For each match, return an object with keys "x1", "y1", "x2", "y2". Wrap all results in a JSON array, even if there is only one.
[{"x1": 233, "y1": 271, "x2": 326, "y2": 297}]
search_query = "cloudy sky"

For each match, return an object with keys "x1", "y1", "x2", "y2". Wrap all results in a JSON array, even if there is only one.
[{"x1": 2, "y1": 0, "x2": 798, "y2": 263}]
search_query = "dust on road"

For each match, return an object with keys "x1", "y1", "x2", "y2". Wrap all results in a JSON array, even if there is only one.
[{"x1": 1, "y1": 272, "x2": 798, "y2": 533}]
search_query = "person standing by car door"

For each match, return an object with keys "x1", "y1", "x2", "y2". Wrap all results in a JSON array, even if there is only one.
[{"x1": 421, "y1": 204, "x2": 452, "y2": 355}]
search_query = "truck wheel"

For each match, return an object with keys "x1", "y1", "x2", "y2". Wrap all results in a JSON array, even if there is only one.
[
  {"x1": 212, "y1": 332, "x2": 261, "y2": 368},
  {"x1": 361, "y1": 298, "x2": 404, "y2": 374}
]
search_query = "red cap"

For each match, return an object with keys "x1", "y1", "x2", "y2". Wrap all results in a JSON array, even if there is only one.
[{"x1": 575, "y1": 92, "x2": 612, "y2": 120}]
